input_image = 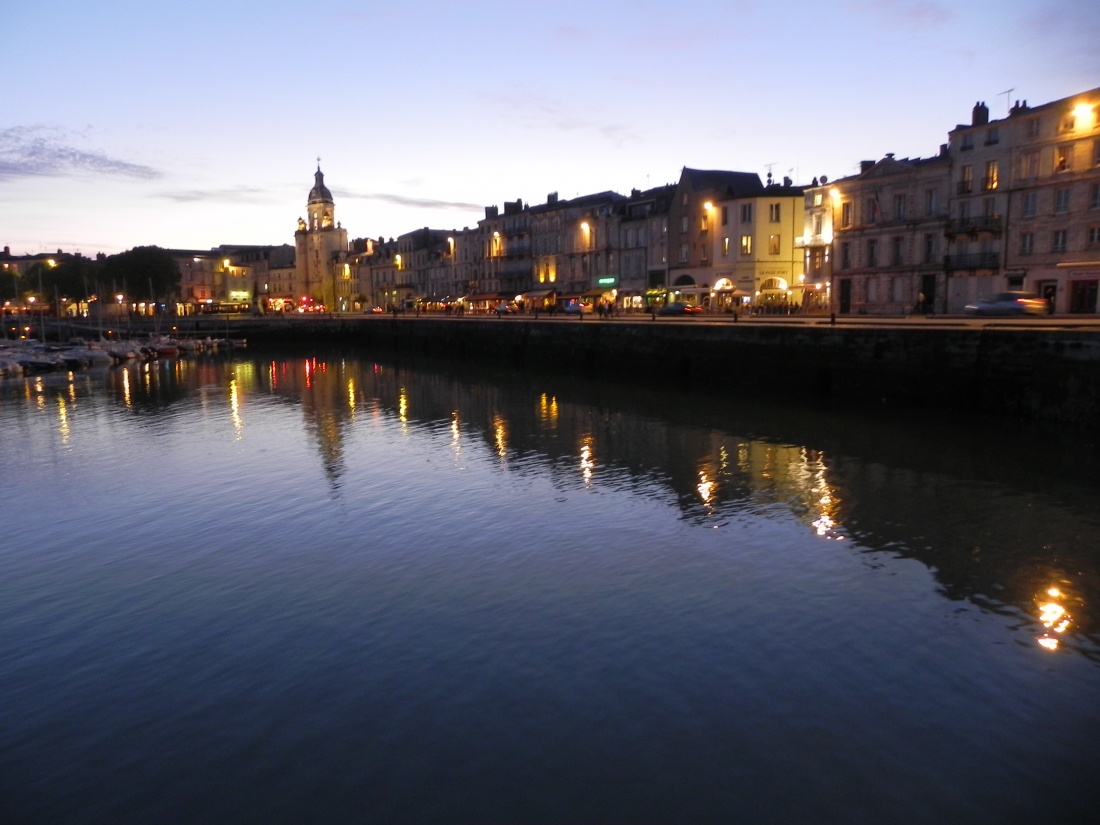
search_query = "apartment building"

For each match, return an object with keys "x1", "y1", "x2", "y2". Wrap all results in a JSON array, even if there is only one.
[
  {"x1": 987, "y1": 90, "x2": 1100, "y2": 312},
  {"x1": 826, "y1": 152, "x2": 951, "y2": 315}
]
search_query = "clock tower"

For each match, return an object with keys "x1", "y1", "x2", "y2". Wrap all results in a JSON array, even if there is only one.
[{"x1": 294, "y1": 163, "x2": 349, "y2": 309}]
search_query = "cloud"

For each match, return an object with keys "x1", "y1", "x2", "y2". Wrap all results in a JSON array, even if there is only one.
[
  {"x1": 0, "y1": 126, "x2": 161, "y2": 181},
  {"x1": 848, "y1": 0, "x2": 953, "y2": 30},
  {"x1": 335, "y1": 190, "x2": 483, "y2": 211},
  {"x1": 161, "y1": 186, "x2": 273, "y2": 203}
]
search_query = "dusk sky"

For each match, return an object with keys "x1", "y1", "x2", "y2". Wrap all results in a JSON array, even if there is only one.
[{"x1": 3, "y1": 0, "x2": 1097, "y2": 257}]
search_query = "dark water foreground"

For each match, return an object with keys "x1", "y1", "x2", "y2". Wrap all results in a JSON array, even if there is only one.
[{"x1": 2, "y1": 347, "x2": 1099, "y2": 824}]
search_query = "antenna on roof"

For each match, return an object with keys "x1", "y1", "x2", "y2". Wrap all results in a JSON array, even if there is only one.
[{"x1": 998, "y1": 89, "x2": 1014, "y2": 116}]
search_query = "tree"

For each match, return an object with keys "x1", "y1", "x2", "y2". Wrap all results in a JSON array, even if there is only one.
[{"x1": 101, "y1": 246, "x2": 180, "y2": 301}]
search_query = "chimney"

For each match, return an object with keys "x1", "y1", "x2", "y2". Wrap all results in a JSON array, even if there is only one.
[
  {"x1": 547, "y1": 192, "x2": 558, "y2": 204},
  {"x1": 972, "y1": 101, "x2": 989, "y2": 126},
  {"x1": 860, "y1": 160, "x2": 875, "y2": 173},
  {"x1": 485, "y1": 205, "x2": 499, "y2": 219},
  {"x1": 782, "y1": 176, "x2": 792, "y2": 187}
]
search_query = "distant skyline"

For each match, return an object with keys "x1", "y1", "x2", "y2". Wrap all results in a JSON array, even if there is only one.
[{"x1": 3, "y1": 0, "x2": 1098, "y2": 257}]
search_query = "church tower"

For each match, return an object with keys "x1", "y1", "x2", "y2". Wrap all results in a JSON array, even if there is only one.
[{"x1": 294, "y1": 163, "x2": 349, "y2": 310}]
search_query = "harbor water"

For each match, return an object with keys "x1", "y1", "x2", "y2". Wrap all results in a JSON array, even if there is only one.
[{"x1": 2, "y1": 347, "x2": 1099, "y2": 823}]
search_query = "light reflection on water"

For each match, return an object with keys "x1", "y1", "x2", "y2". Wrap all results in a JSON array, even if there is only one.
[{"x1": 2, "y1": 348, "x2": 1100, "y2": 823}]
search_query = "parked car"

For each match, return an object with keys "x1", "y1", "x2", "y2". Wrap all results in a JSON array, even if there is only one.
[
  {"x1": 656, "y1": 301, "x2": 703, "y2": 316},
  {"x1": 561, "y1": 301, "x2": 592, "y2": 315},
  {"x1": 963, "y1": 291, "x2": 1051, "y2": 316}
]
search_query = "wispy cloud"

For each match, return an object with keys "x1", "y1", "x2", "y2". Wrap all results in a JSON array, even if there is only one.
[
  {"x1": 848, "y1": 0, "x2": 953, "y2": 29},
  {"x1": 161, "y1": 186, "x2": 273, "y2": 203},
  {"x1": 335, "y1": 190, "x2": 483, "y2": 211},
  {"x1": 0, "y1": 126, "x2": 161, "y2": 181}
]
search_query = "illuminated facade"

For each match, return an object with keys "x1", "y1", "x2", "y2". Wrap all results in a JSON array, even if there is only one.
[{"x1": 293, "y1": 165, "x2": 349, "y2": 311}]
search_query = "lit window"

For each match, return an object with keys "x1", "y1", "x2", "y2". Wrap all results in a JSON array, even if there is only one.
[
  {"x1": 768, "y1": 235, "x2": 780, "y2": 255},
  {"x1": 740, "y1": 235, "x2": 752, "y2": 255},
  {"x1": 722, "y1": 237, "x2": 730, "y2": 255},
  {"x1": 1055, "y1": 145, "x2": 1073, "y2": 172}
]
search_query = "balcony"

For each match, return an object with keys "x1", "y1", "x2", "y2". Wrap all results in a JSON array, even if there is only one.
[
  {"x1": 956, "y1": 180, "x2": 973, "y2": 195},
  {"x1": 794, "y1": 234, "x2": 829, "y2": 249},
  {"x1": 945, "y1": 214, "x2": 1003, "y2": 237},
  {"x1": 944, "y1": 252, "x2": 999, "y2": 272}
]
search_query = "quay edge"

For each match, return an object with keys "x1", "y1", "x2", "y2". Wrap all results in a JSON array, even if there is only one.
[{"x1": 214, "y1": 316, "x2": 1100, "y2": 428}]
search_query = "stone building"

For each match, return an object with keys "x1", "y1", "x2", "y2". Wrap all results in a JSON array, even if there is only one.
[
  {"x1": 973, "y1": 89, "x2": 1100, "y2": 313},
  {"x1": 294, "y1": 165, "x2": 349, "y2": 311},
  {"x1": 824, "y1": 152, "x2": 951, "y2": 315}
]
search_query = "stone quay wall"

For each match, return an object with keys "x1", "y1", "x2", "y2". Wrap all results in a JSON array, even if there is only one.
[{"x1": 236, "y1": 316, "x2": 1100, "y2": 427}]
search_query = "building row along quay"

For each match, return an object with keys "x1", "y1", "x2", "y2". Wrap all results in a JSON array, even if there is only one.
[{"x1": 3, "y1": 86, "x2": 1099, "y2": 320}]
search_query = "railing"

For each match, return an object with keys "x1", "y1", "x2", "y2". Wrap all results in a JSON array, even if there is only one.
[
  {"x1": 794, "y1": 234, "x2": 829, "y2": 248},
  {"x1": 944, "y1": 252, "x2": 999, "y2": 271},
  {"x1": 946, "y1": 215, "x2": 1003, "y2": 236},
  {"x1": 956, "y1": 180, "x2": 973, "y2": 194}
]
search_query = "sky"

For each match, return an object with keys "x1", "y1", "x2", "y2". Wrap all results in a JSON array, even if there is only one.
[{"x1": 2, "y1": 0, "x2": 1098, "y2": 257}]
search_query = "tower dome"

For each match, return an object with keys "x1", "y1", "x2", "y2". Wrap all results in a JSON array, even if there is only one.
[
  {"x1": 304, "y1": 163, "x2": 336, "y2": 231},
  {"x1": 308, "y1": 165, "x2": 333, "y2": 205}
]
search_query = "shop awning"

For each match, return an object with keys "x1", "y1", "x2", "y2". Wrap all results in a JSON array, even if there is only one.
[{"x1": 465, "y1": 293, "x2": 498, "y2": 302}]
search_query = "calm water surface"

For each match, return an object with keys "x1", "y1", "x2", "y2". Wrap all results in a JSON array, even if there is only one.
[{"x1": 2, "y1": 347, "x2": 1099, "y2": 824}]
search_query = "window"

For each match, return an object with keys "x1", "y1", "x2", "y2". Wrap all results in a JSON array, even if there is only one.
[
  {"x1": 1055, "y1": 188, "x2": 1070, "y2": 214},
  {"x1": 740, "y1": 204, "x2": 753, "y2": 223},
  {"x1": 1020, "y1": 150, "x2": 1040, "y2": 179},
  {"x1": 958, "y1": 165, "x2": 973, "y2": 194},
  {"x1": 894, "y1": 193, "x2": 907, "y2": 220},
  {"x1": 1092, "y1": 183, "x2": 1100, "y2": 209},
  {"x1": 961, "y1": 133, "x2": 974, "y2": 150},
  {"x1": 924, "y1": 188, "x2": 939, "y2": 216},
  {"x1": 722, "y1": 237, "x2": 730, "y2": 256},
  {"x1": 740, "y1": 235, "x2": 752, "y2": 255},
  {"x1": 986, "y1": 127, "x2": 1000, "y2": 145},
  {"x1": 679, "y1": 243, "x2": 689, "y2": 262},
  {"x1": 701, "y1": 242, "x2": 708, "y2": 261},
  {"x1": 768, "y1": 234, "x2": 780, "y2": 254},
  {"x1": 841, "y1": 241, "x2": 851, "y2": 269},
  {"x1": 983, "y1": 197, "x2": 996, "y2": 217},
  {"x1": 701, "y1": 213, "x2": 708, "y2": 231},
  {"x1": 813, "y1": 214, "x2": 823, "y2": 235},
  {"x1": 1052, "y1": 230, "x2": 1068, "y2": 253},
  {"x1": 1094, "y1": 140, "x2": 1100, "y2": 167},
  {"x1": 681, "y1": 216, "x2": 689, "y2": 233},
  {"x1": 923, "y1": 233, "x2": 937, "y2": 264},
  {"x1": 1023, "y1": 192, "x2": 1038, "y2": 218},
  {"x1": 681, "y1": 193, "x2": 688, "y2": 205},
  {"x1": 866, "y1": 196, "x2": 880, "y2": 223},
  {"x1": 983, "y1": 160, "x2": 999, "y2": 190},
  {"x1": 841, "y1": 202, "x2": 852, "y2": 227},
  {"x1": 891, "y1": 236, "x2": 904, "y2": 267},
  {"x1": 1020, "y1": 232, "x2": 1034, "y2": 255},
  {"x1": 1088, "y1": 227, "x2": 1100, "y2": 247},
  {"x1": 867, "y1": 239, "x2": 878, "y2": 267},
  {"x1": 768, "y1": 203, "x2": 781, "y2": 222},
  {"x1": 1026, "y1": 118, "x2": 1040, "y2": 139},
  {"x1": 813, "y1": 192, "x2": 823, "y2": 206},
  {"x1": 1055, "y1": 144, "x2": 1073, "y2": 172},
  {"x1": 721, "y1": 206, "x2": 728, "y2": 225}
]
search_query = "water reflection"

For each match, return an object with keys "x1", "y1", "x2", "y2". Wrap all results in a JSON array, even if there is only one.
[{"x1": 2, "y1": 347, "x2": 1099, "y2": 662}]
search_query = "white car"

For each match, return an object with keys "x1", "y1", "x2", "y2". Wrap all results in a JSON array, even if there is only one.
[{"x1": 963, "y1": 291, "x2": 1051, "y2": 316}]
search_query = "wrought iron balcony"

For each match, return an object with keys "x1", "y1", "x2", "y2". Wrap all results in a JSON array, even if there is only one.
[
  {"x1": 944, "y1": 252, "x2": 999, "y2": 272},
  {"x1": 945, "y1": 215, "x2": 1003, "y2": 237}
]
